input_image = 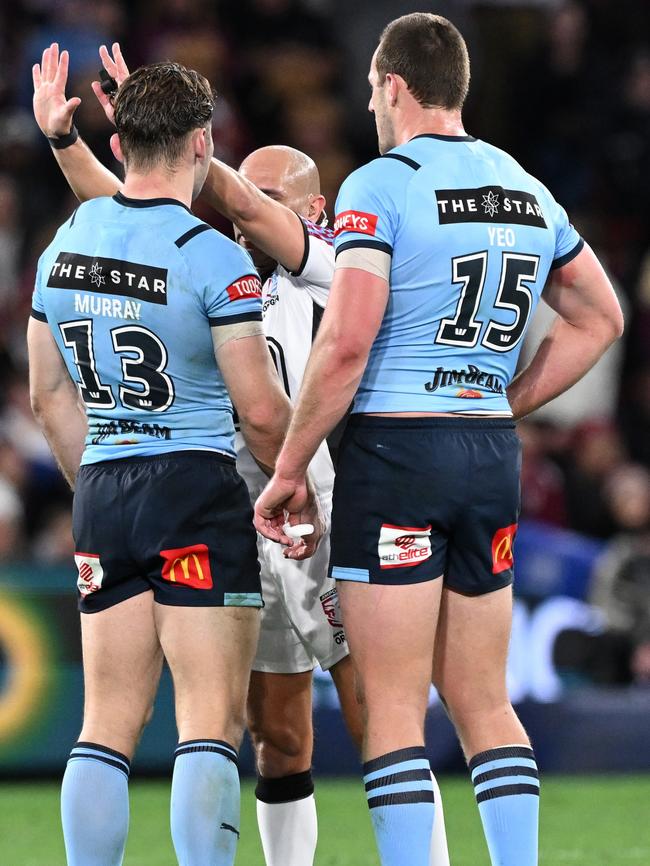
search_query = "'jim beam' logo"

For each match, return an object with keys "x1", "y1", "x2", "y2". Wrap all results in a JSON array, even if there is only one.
[
  {"x1": 48, "y1": 252, "x2": 168, "y2": 305},
  {"x1": 436, "y1": 186, "x2": 547, "y2": 228}
]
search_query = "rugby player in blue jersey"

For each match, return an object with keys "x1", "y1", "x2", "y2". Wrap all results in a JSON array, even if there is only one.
[
  {"x1": 256, "y1": 13, "x2": 624, "y2": 866},
  {"x1": 28, "y1": 54, "x2": 321, "y2": 866}
]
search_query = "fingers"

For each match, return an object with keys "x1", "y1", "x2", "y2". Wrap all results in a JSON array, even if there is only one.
[
  {"x1": 32, "y1": 63, "x2": 41, "y2": 90},
  {"x1": 91, "y1": 79, "x2": 116, "y2": 125},
  {"x1": 112, "y1": 42, "x2": 130, "y2": 82},
  {"x1": 54, "y1": 48, "x2": 69, "y2": 89},
  {"x1": 99, "y1": 44, "x2": 117, "y2": 78},
  {"x1": 64, "y1": 97, "x2": 82, "y2": 115}
]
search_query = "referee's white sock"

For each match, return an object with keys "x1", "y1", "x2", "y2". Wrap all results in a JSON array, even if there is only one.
[
  {"x1": 256, "y1": 771, "x2": 317, "y2": 866},
  {"x1": 430, "y1": 771, "x2": 452, "y2": 865}
]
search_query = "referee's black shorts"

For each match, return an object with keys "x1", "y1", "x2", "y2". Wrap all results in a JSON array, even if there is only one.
[
  {"x1": 329, "y1": 416, "x2": 521, "y2": 595},
  {"x1": 72, "y1": 450, "x2": 262, "y2": 613}
]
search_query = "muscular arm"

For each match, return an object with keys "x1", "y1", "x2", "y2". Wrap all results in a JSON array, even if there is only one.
[
  {"x1": 213, "y1": 326, "x2": 292, "y2": 475},
  {"x1": 274, "y1": 267, "x2": 388, "y2": 481},
  {"x1": 507, "y1": 244, "x2": 624, "y2": 420},
  {"x1": 51, "y1": 137, "x2": 122, "y2": 202},
  {"x1": 27, "y1": 318, "x2": 87, "y2": 488},
  {"x1": 200, "y1": 160, "x2": 306, "y2": 272}
]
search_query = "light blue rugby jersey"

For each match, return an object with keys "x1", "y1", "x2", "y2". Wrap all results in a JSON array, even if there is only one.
[
  {"x1": 31, "y1": 192, "x2": 263, "y2": 463},
  {"x1": 333, "y1": 134, "x2": 584, "y2": 414}
]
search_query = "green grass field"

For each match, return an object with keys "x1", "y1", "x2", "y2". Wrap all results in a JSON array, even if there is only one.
[{"x1": 0, "y1": 776, "x2": 648, "y2": 865}]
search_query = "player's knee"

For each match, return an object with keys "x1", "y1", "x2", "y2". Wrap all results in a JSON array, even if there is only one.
[{"x1": 249, "y1": 719, "x2": 310, "y2": 776}]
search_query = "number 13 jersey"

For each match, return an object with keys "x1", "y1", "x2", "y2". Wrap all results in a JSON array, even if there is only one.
[
  {"x1": 31, "y1": 192, "x2": 263, "y2": 464},
  {"x1": 333, "y1": 133, "x2": 584, "y2": 415}
]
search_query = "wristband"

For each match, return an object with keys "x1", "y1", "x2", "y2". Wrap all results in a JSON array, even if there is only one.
[{"x1": 48, "y1": 125, "x2": 79, "y2": 150}]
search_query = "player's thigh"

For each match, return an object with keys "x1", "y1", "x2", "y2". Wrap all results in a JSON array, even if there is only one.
[
  {"x1": 247, "y1": 669, "x2": 313, "y2": 775},
  {"x1": 338, "y1": 580, "x2": 442, "y2": 719},
  {"x1": 156, "y1": 604, "x2": 260, "y2": 743},
  {"x1": 80, "y1": 590, "x2": 163, "y2": 757},
  {"x1": 433, "y1": 584, "x2": 513, "y2": 713}
]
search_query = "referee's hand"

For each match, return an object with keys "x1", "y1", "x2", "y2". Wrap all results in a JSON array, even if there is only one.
[
  {"x1": 33, "y1": 43, "x2": 81, "y2": 138},
  {"x1": 91, "y1": 43, "x2": 130, "y2": 126},
  {"x1": 254, "y1": 474, "x2": 324, "y2": 560}
]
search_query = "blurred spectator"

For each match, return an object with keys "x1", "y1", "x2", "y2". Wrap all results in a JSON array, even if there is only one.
[
  {"x1": 557, "y1": 465, "x2": 650, "y2": 686},
  {"x1": 0, "y1": 476, "x2": 23, "y2": 561},
  {"x1": 519, "y1": 421, "x2": 568, "y2": 527},
  {"x1": 562, "y1": 420, "x2": 627, "y2": 538}
]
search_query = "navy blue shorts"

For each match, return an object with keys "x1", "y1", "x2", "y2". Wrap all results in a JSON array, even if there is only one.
[
  {"x1": 329, "y1": 416, "x2": 521, "y2": 595},
  {"x1": 72, "y1": 450, "x2": 262, "y2": 613}
]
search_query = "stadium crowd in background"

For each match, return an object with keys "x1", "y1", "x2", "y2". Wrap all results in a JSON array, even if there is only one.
[{"x1": 0, "y1": 0, "x2": 649, "y2": 675}]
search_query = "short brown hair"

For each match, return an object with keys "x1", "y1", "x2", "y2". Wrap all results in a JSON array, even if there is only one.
[
  {"x1": 114, "y1": 61, "x2": 214, "y2": 170},
  {"x1": 376, "y1": 13, "x2": 470, "y2": 111}
]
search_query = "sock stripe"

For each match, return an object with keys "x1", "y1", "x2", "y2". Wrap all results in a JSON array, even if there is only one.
[
  {"x1": 368, "y1": 789, "x2": 435, "y2": 809},
  {"x1": 174, "y1": 741, "x2": 238, "y2": 765},
  {"x1": 476, "y1": 783, "x2": 540, "y2": 804},
  {"x1": 363, "y1": 746, "x2": 427, "y2": 775},
  {"x1": 473, "y1": 765, "x2": 539, "y2": 786},
  {"x1": 363, "y1": 758, "x2": 431, "y2": 784},
  {"x1": 176, "y1": 739, "x2": 238, "y2": 756},
  {"x1": 68, "y1": 753, "x2": 130, "y2": 778},
  {"x1": 74, "y1": 741, "x2": 130, "y2": 767},
  {"x1": 468, "y1": 746, "x2": 534, "y2": 773},
  {"x1": 365, "y1": 768, "x2": 432, "y2": 792}
]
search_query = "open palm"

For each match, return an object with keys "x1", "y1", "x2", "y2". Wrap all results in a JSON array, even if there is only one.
[{"x1": 32, "y1": 42, "x2": 80, "y2": 138}]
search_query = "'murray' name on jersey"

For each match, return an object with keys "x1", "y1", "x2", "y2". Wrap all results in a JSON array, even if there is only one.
[
  {"x1": 436, "y1": 186, "x2": 547, "y2": 228},
  {"x1": 47, "y1": 252, "x2": 168, "y2": 305}
]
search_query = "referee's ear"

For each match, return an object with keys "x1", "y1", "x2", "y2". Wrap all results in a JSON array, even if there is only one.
[
  {"x1": 307, "y1": 193, "x2": 326, "y2": 224},
  {"x1": 110, "y1": 132, "x2": 124, "y2": 165}
]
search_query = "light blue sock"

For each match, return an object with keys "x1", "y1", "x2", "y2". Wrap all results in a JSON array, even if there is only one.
[
  {"x1": 363, "y1": 746, "x2": 435, "y2": 866},
  {"x1": 61, "y1": 741, "x2": 130, "y2": 866},
  {"x1": 170, "y1": 739, "x2": 241, "y2": 866},
  {"x1": 470, "y1": 744, "x2": 540, "y2": 866}
]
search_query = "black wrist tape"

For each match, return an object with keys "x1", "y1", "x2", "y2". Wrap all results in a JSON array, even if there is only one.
[{"x1": 48, "y1": 125, "x2": 79, "y2": 150}]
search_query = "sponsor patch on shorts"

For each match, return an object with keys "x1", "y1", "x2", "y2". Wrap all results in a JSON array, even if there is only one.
[
  {"x1": 320, "y1": 587, "x2": 343, "y2": 628},
  {"x1": 491, "y1": 524, "x2": 517, "y2": 574},
  {"x1": 160, "y1": 543, "x2": 213, "y2": 590},
  {"x1": 75, "y1": 552, "x2": 104, "y2": 597},
  {"x1": 378, "y1": 523, "x2": 432, "y2": 570}
]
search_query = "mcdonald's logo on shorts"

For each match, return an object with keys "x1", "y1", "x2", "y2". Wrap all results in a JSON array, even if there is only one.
[
  {"x1": 491, "y1": 524, "x2": 518, "y2": 575},
  {"x1": 159, "y1": 544, "x2": 213, "y2": 590}
]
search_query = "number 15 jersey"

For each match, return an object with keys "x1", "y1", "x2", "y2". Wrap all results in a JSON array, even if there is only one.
[{"x1": 333, "y1": 133, "x2": 584, "y2": 415}]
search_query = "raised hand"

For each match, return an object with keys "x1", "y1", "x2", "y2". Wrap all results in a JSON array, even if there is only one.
[
  {"x1": 32, "y1": 43, "x2": 81, "y2": 138},
  {"x1": 91, "y1": 42, "x2": 130, "y2": 126}
]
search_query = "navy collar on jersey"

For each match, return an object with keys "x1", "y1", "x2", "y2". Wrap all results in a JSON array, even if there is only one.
[
  {"x1": 113, "y1": 191, "x2": 192, "y2": 212},
  {"x1": 409, "y1": 133, "x2": 477, "y2": 143}
]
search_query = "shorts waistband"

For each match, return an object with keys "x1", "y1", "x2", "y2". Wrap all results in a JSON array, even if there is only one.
[
  {"x1": 347, "y1": 415, "x2": 516, "y2": 432},
  {"x1": 79, "y1": 449, "x2": 236, "y2": 470}
]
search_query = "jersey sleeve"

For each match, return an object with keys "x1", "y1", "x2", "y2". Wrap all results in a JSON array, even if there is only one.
[
  {"x1": 31, "y1": 254, "x2": 48, "y2": 322},
  {"x1": 289, "y1": 219, "x2": 335, "y2": 306},
  {"x1": 333, "y1": 162, "x2": 399, "y2": 260},
  {"x1": 183, "y1": 228, "x2": 263, "y2": 325},
  {"x1": 547, "y1": 196, "x2": 584, "y2": 270}
]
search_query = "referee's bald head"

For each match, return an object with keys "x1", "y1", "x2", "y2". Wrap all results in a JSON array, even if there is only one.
[{"x1": 239, "y1": 145, "x2": 323, "y2": 219}]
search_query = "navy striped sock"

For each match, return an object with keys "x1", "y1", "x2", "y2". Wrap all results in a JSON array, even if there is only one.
[
  {"x1": 61, "y1": 742, "x2": 130, "y2": 866},
  {"x1": 469, "y1": 744, "x2": 539, "y2": 866},
  {"x1": 363, "y1": 746, "x2": 435, "y2": 866}
]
